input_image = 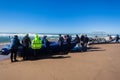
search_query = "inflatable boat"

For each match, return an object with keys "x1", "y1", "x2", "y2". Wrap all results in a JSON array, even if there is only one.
[{"x1": 0, "y1": 41, "x2": 77, "y2": 57}]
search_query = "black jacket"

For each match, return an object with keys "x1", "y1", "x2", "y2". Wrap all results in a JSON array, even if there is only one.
[
  {"x1": 74, "y1": 36, "x2": 80, "y2": 43},
  {"x1": 58, "y1": 36, "x2": 64, "y2": 46},
  {"x1": 22, "y1": 36, "x2": 31, "y2": 48}
]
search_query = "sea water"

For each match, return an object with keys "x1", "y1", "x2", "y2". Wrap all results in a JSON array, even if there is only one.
[
  {"x1": 0, "y1": 32, "x2": 119, "y2": 43},
  {"x1": 0, "y1": 33, "x2": 59, "y2": 43}
]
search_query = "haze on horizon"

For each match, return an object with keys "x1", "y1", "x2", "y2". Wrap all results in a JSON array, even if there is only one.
[{"x1": 0, "y1": 0, "x2": 120, "y2": 34}]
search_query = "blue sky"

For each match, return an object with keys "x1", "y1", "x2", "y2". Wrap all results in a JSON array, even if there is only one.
[{"x1": 0, "y1": 0, "x2": 120, "y2": 33}]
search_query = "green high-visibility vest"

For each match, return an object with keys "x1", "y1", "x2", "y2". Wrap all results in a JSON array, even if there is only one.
[{"x1": 31, "y1": 34, "x2": 42, "y2": 49}]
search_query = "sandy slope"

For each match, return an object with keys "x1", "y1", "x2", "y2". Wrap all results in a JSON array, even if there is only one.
[{"x1": 0, "y1": 44, "x2": 120, "y2": 80}]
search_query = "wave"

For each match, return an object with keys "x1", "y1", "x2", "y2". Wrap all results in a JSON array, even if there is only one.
[
  {"x1": 0, "y1": 33, "x2": 59, "y2": 37},
  {"x1": 0, "y1": 33, "x2": 118, "y2": 42}
]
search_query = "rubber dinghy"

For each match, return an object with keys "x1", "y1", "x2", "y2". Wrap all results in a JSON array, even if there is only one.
[{"x1": 0, "y1": 41, "x2": 77, "y2": 57}]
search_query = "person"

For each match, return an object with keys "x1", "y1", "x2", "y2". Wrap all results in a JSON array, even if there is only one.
[
  {"x1": 63, "y1": 35, "x2": 67, "y2": 42},
  {"x1": 31, "y1": 34, "x2": 42, "y2": 56},
  {"x1": 80, "y1": 34, "x2": 85, "y2": 51},
  {"x1": 116, "y1": 34, "x2": 119, "y2": 43},
  {"x1": 66, "y1": 35, "x2": 71, "y2": 51},
  {"x1": 10, "y1": 35, "x2": 21, "y2": 62},
  {"x1": 22, "y1": 34, "x2": 31, "y2": 60},
  {"x1": 109, "y1": 35, "x2": 113, "y2": 42},
  {"x1": 42, "y1": 36, "x2": 50, "y2": 54},
  {"x1": 58, "y1": 34, "x2": 64, "y2": 52},
  {"x1": 84, "y1": 35, "x2": 89, "y2": 47},
  {"x1": 84, "y1": 35, "x2": 89, "y2": 51},
  {"x1": 69, "y1": 35, "x2": 72, "y2": 42},
  {"x1": 73, "y1": 34, "x2": 80, "y2": 49}
]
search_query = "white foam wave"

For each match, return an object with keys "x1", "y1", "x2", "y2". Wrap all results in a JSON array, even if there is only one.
[{"x1": 0, "y1": 33, "x2": 59, "y2": 38}]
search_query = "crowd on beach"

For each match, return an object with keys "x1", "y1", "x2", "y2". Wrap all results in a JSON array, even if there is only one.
[
  {"x1": 107, "y1": 34, "x2": 120, "y2": 43},
  {"x1": 4, "y1": 33, "x2": 119, "y2": 62},
  {"x1": 89, "y1": 34, "x2": 120, "y2": 44},
  {"x1": 9, "y1": 34, "x2": 90, "y2": 62}
]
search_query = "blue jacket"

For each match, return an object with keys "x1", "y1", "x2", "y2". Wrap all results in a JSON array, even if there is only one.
[{"x1": 10, "y1": 37, "x2": 20, "y2": 49}]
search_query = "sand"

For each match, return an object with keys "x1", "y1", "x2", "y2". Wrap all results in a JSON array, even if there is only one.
[{"x1": 0, "y1": 43, "x2": 120, "y2": 80}]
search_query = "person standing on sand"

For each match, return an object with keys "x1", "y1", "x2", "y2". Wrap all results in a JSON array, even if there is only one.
[
  {"x1": 80, "y1": 34, "x2": 85, "y2": 51},
  {"x1": 66, "y1": 35, "x2": 71, "y2": 51},
  {"x1": 31, "y1": 34, "x2": 42, "y2": 57},
  {"x1": 10, "y1": 35, "x2": 21, "y2": 62},
  {"x1": 42, "y1": 35, "x2": 50, "y2": 54},
  {"x1": 84, "y1": 35, "x2": 89, "y2": 46},
  {"x1": 73, "y1": 34, "x2": 80, "y2": 49},
  {"x1": 115, "y1": 34, "x2": 119, "y2": 43},
  {"x1": 84, "y1": 34, "x2": 89, "y2": 51},
  {"x1": 22, "y1": 34, "x2": 31, "y2": 60},
  {"x1": 58, "y1": 34, "x2": 64, "y2": 52},
  {"x1": 109, "y1": 35, "x2": 113, "y2": 42}
]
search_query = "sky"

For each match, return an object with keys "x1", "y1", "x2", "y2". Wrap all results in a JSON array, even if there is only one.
[{"x1": 0, "y1": 0, "x2": 120, "y2": 34}]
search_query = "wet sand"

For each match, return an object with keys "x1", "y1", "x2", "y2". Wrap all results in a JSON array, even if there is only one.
[{"x1": 0, "y1": 43, "x2": 120, "y2": 80}]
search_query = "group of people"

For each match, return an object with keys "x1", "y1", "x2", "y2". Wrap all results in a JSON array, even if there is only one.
[
  {"x1": 108, "y1": 34, "x2": 120, "y2": 43},
  {"x1": 58, "y1": 34, "x2": 72, "y2": 53},
  {"x1": 58, "y1": 34, "x2": 89, "y2": 51},
  {"x1": 10, "y1": 34, "x2": 48, "y2": 62},
  {"x1": 73, "y1": 34, "x2": 89, "y2": 51},
  {"x1": 9, "y1": 33, "x2": 89, "y2": 62},
  {"x1": 8, "y1": 33, "x2": 120, "y2": 62}
]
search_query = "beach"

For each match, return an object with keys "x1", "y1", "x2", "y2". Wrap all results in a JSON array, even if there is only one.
[{"x1": 0, "y1": 43, "x2": 120, "y2": 80}]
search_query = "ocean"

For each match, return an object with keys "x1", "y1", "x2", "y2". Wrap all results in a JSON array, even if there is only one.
[
  {"x1": 0, "y1": 33, "x2": 59, "y2": 43},
  {"x1": 0, "y1": 32, "x2": 118, "y2": 43}
]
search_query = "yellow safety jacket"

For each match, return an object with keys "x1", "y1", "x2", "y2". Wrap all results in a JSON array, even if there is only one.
[{"x1": 31, "y1": 34, "x2": 42, "y2": 49}]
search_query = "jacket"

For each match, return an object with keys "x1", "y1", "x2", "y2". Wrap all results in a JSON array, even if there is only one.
[
  {"x1": 31, "y1": 34, "x2": 42, "y2": 49},
  {"x1": 22, "y1": 36, "x2": 31, "y2": 48},
  {"x1": 10, "y1": 36, "x2": 20, "y2": 49}
]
